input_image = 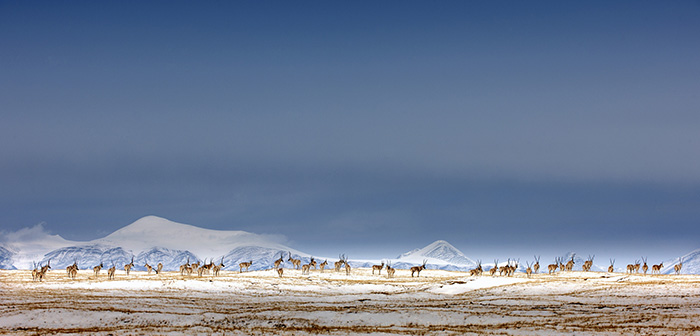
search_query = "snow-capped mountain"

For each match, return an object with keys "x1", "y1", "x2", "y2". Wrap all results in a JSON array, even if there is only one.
[
  {"x1": 96, "y1": 216, "x2": 293, "y2": 258},
  {"x1": 2, "y1": 216, "x2": 307, "y2": 270},
  {"x1": 393, "y1": 240, "x2": 476, "y2": 271},
  {"x1": 1, "y1": 217, "x2": 480, "y2": 272},
  {"x1": 661, "y1": 249, "x2": 700, "y2": 275}
]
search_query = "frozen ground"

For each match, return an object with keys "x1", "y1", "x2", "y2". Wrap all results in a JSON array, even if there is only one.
[{"x1": 1, "y1": 268, "x2": 699, "y2": 335}]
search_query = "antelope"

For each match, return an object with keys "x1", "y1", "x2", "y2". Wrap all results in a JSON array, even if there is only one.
[
  {"x1": 39, "y1": 259, "x2": 51, "y2": 281},
  {"x1": 239, "y1": 260, "x2": 253, "y2": 273},
  {"x1": 156, "y1": 262, "x2": 163, "y2": 275},
  {"x1": 124, "y1": 257, "x2": 134, "y2": 276},
  {"x1": 674, "y1": 258, "x2": 683, "y2": 275},
  {"x1": 559, "y1": 259, "x2": 566, "y2": 272},
  {"x1": 651, "y1": 262, "x2": 663, "y2": 275},
  {"x1": 533, "y1": 256, "x2": 540, "y2": 274},
  {"x1": 180, "y1": 257, "x2": 191, "y2": 276},
  {"x1": 66, "y1": 260, "x2": 79, "y2": 280},
  {"x1": 565, "y1": 255, "x2": 575, "y2": 272},
  {"x1": 548, "y1": 258, "x2": 559, "y2": 274},
  {"x1": 33, "y1": 260, "x2": 51, "y2": 282},
  {"x1": 582, "y1": 255, "x2": 594, "y2": 272},
  {"x1": 581, "y1": 255, "x2": 590, "y2": 272},
  {"x1": 37, "y1": 261, "x2": 51, "y2": 282},
  {"x1": 277, "y1": 267, "x2": 284, "y2": 278},
  {"x1": 69, "y1": 265, "x2": 78, "y2": 279},
  {"x1": 145, "y1": 261, "x2": 153, "y2": 275},
  {"x1": 93, "y1": 262, "x2": 104, "y2": 277},
  {"x1": 634, "y1": 260, "x2": 641, "y2": 273},
  {"x1": 502, "y1": 259, "x2": 517, "y2": 277},
  {"x1": 525, "y1": 261, "x2": 533, "y2": 278},
  {"x1": 212, "y1": 257, "x2": 224, "y2": 277},
  {"x1": 190, "y1": 260, "x2": 200, "y2": 274},
  {"x1": 205, "y1": 258, "x2": 216, "y2": 274},
  {"x1": 197, "y1": 259, "x2": 207, "y2": 277},
  {"x1": 344, "y1": 256, "x2": 351, "y2": 276},
  {"x1": 32, "y1": 262, "x2": 39, "y2": 282},
  {"x1": 334, "y1": 255, "x2": 346, "y2": 272},
  {"x1": 287, "y1": 251, "x2": 301, "y2": 270},
  {"x1": 641, "y1": 257, "x2": 648, "y2": 275},
  {"x1": 469, "y1": 260, "x2": 483, "y2": 276},
  {"x1": 505, "y1": 259, "x2": 520, "y2": 276},
  {"x1": 499, "y1": 259, "x2": 510, "y2": 276},
  {"x1": 509, "y1": 259, "x2": 519, "y2": 276},
  {"x1": 626, "y1": 261, "x2": 637, "y2": 274},
  {"x1": 490, "y1": 260, "x2": 499, "y2": 277},
  {"x1": 608, "y1": 259, "x2": 615, "y2": 273},
  {"x1": 319, "y1": 259, "x2": 328, "y2": 273},
  {"x1": 66, "y1": 260, "x2": 77, "y2": 276},
  {"x1": 108, "y1": 262, "x2": 116, "y2": 280},
  {"x1": 199, "y1": 259, "x2": 214, "y2": 276},
  {"x1": 410, "y1": 259, "x2": 427, "y2": 277},
  {"x1": 273, "y1": 252, "x2": 284, "y2": 269},
  {"x1": 372, "y1": 262, "x2": 384, "y2": 275},
  {"x1": 301, "y1": 257, "x2": 315, "y2": 275},
  {"x1": 386, "y1": 261, "x2": 396, "y2": 278}
]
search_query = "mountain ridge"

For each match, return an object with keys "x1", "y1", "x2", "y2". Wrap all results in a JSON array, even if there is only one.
[{"x1": 3, "y1": 216, "x2": 700, "y2": 274}]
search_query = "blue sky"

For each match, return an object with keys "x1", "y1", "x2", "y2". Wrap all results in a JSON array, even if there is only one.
[{"x1": 1, "y1": 1, "x2": 699, "y2": 261}]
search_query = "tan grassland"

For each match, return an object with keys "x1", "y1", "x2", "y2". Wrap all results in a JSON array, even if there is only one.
[{"x1": 1, "y1": 269, "x2": 699, "y2": 335}]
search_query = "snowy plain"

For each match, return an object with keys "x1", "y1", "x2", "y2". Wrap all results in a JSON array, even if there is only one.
[{"x1": 2, "y1": 267, "x2": 700, "y2": 335}]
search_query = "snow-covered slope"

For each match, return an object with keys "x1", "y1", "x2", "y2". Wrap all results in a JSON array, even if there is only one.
[
  {"x1": 0, "y1": 246, "x2": 15, "y2": 270},
  {"x1": 0, "y1": 223, "x2": 74, "y2": 269},
  {"x1": 661, "y1": 249, "x2": 700, "y2": 275},
  {"x1": 37, "y1": 245, "x2": 200, "y2": 272},
  {"x1": 394, "y1": 240, "x2": 476, "y2": 271},
  {"x1": 134, "y1": 247, "x2": 198, "y2": 272},
  {"x1": 223, "y1": 246, "x2": 290, "y2": 272}
]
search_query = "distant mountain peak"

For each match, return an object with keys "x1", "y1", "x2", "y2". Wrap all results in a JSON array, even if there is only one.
[
  {"x1": 104, "y1": 215, "x2": 245, "y2": 243},
  {"x1": 95, "y1": 215, "x2": 294, "y2": 262},
  {"x1": 112, "y1": 215, "x2": 193, "y2": 234},
  {"x1": 398, "y1": 240, "x2": 475, "y2": 266}
]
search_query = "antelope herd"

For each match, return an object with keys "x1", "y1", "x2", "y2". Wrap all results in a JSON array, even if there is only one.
[{"x1": 26, "y1": 251, "x2": 690, "y2": 282}]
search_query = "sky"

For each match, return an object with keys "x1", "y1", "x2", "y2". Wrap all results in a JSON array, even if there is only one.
[{"x1": 1, "y1": 1, "x2": 699, "y2": 262}]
